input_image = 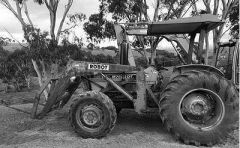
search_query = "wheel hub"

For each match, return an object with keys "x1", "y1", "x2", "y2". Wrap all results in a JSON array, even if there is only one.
[
  {"x1": 189, "y1": 95, "x2": 211, "y2": 116},
  {"x1": 180, "y1": 89, "x2": 225, "y2": 130},
  {"x1": 82, "y1": 105, "x2": 102, "y2": 126},
  {"x1": 182, "y1": 93, "x2": 212, "y2": 117}
]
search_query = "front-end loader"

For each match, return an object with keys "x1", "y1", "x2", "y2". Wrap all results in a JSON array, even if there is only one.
[{"x1": 1, "y1": 14, "x2": 238, "y2": 146}]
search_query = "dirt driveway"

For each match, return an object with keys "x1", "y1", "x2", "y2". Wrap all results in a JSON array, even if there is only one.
[{"x1": 0, "y1": 101, "x2": 238, "y2": 148}]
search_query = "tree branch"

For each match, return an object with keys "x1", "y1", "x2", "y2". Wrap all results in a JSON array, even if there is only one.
[
  {"x1": 44, "y1": 0, "x2": 50, "y2": 10},
  {"x1": 203, "y1": 0, "x2": 212, "y2": 13},
  {"x1": 60, "y1": 24, "x2": 77, "y2": 33},
  {"x1": 0, "y1": 0, "x2": 26, "y2": 27},
  {"x1": 56, "y1": 0, "x2": 73, "y2": 42},
  {"x1": 221, "y1": 0, "x2": 237, "y2": 20},
  {"x1": 153, "y1": 0, "x2": 160, "y2": 22},
  {"x1": 165, "y1": 2, "x2": 174, "y2": 20},
  {"x1": 213, "y1": 0, "x2": 219, "y2": 14},
  {"x1": 15, "y1": 1, "x2": 23, "y2": 19},
  {"x1": 141, "y1": 0, "x2": 149, "y2": 21},
  {"x1": 182, "y1": 0, "x2": 199, "y2": 17},
  {"x1": 221, "y1": 0, "x2": 227, "y2": 11},
  {"x1": 23, "y1": 1, "x2": 34, "y2": 26}
]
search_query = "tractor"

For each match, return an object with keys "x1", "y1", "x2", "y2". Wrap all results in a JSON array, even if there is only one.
[{"x1": 1, "y1": 14, "x2": 238, "y2": 146}]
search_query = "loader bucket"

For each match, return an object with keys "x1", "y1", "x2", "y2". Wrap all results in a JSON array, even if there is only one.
[{"x1": 0, "y1": 76, "x2": 80, "y2": 119}]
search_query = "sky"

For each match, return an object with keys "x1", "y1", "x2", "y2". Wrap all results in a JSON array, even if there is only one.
[{"x1": 0, "y1": 0, "x2": 232, "y2": 49}]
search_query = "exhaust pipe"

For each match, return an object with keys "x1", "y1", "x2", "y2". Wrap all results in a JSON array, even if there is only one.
[{"x1": 120, "y1": 40, "x2": 129, "y2": 65}]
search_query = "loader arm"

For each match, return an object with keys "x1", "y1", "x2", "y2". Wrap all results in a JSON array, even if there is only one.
[{"x1": 35, "y1": 61, "x2": 139, "y2": 119}]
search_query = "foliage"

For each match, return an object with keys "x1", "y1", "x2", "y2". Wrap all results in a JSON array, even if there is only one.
[
  {"x1": 101, "y1": 46, "x2": 118, "y2": 52},
  {"x1": 229, "y1": 1, "x2": 239, "y2": 38},
  {"x1": 60, "y1": 13, "x2": 86, "y2": 48},
  {"x1": 24, "y1": 26, "x2": 51, "y2": 59},
  {"x1": 70, "y1": 46, "x2": 115, "y2": 64},
  {"x1": 68, "y1": 13, "x2": 86, "y2": 24},
  {"x1": 0, "y1": 42, "x2": 117, "y2": 90},
  {"x1": 83, "y1": 0, "x2": 147, "y2": 43},
  {"x1": 25, "y1": 26, "x2": 116, "y2": 66},
  {"x1": 162, "y1": 0, "x2": 192, "y2": 19},
  {"x1": 155, "y1": 49, "x2": 180, "y2": 68},
  {"x1": 83, "y1": 13, "x2": 115, "y2": 43},
  {"x1": 135, "y1": 49, "x2": 180, "y2": 68},
  {"x1": 216, "y1": 47, "x2": 235, "y2": 79},
  {"x1": 135, "y1": 57, "x2": 148, "y2": 68},
  {"x1": 0, "y1": 37, "x2": 10, "y2": 47},
  {"x1": 100, "y1": 0, "x2": 145, "y2": 22},
  {"x1": 155, "y1": 56, "x2": 180, "y2": 67},
  {"x1": 0, "y1": 48, "x2": 32, "y2": 89},
  {"x1": 156, "y1": 50, "x2": 175, "y2": 58}
]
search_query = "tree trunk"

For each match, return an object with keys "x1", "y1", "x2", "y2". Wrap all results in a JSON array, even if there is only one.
[
  {"x1": 23, "y1": 1, "x2": 34, "y2": 26},
  {"x1": 150, "y1": 44, "x2": 157, "y2": 65},
  {"x1": 211, "y1": 32, "x2": 220, "y2": 66},
  {"x1": 198, "y1": 29, "x2": 206, "y2": 63},
  {"x1": 49, "y1": 11, "x2": 56, "y2": 42},
  {"x1": 205, "y1": 32, "x2": 210, "y2": 65},
  {"x1": 149, "y1": 0, "x2": 161, "y2": 66},
  {"x1": 150, "y1": 37, "x2": 162, "y2": 65},
  {"x1": 40, "y1": 59, "x2": 51, "y2": 92},
  {"x1": 56, "y1": 0, "x2": 73, "y2": 42},
  {"x1": 40, "y1": 60, "x2": 47, "y2": 79},
  {"x1": 142, "y1": 47, "x2": 149, "y2": 64},
  {"x1": 31, "y1": 59, "x2": 49, "y2": 100}
]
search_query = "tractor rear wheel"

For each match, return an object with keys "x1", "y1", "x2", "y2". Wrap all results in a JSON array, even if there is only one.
[
  {"x1": 159, "y1": 70, "x2": 239, "y2": 146},
  {"x1": 69, "y1": 91, "x2": 117, "y2": 138}
]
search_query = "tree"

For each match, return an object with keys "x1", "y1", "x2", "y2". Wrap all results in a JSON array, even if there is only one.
[
  {"x1": 39, "y1": 0, "x2": 74, "y2": 44},
  {"x1": 229, "y1": 1, "x2": 239, "y2": 38},
  {"x1": 83, "y1": 13, "x2": 115, "y2": 43},
  {"x1": 0, "y1": 0, "x2": 74, "y2": 98}
]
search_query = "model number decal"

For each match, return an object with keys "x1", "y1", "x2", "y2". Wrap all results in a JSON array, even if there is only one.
[
  {"x1": 88, "y1": 64, "x2": 109, "y2": 71},
  {"x1": 112, "y1": 74, "x2": 134, "y2": 80}
]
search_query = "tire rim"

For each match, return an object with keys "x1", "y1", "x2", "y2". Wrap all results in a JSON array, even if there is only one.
[
  {"x1": 76, "y1": 103, "x2": 104, "y2": 132},
  {"x1": 179, "y1": 88, "x2": 225, "y2": 131}
]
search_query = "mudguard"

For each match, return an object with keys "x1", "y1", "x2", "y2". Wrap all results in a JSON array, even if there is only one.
[{"x1": 171, "y1": 64, "x2": 224, "y2": 80}]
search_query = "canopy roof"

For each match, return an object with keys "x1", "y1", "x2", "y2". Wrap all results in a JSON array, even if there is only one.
[{"x1": 126, "y1": 14, "x2": 224, "y2": 35}]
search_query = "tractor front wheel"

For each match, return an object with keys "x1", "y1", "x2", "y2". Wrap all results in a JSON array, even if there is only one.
[
  {"x1": 69, "y1": 91, "x2": 117, "y2": 138},
  {"x1": 159, "y1": 70, "x2": 239, "y2": 146}
]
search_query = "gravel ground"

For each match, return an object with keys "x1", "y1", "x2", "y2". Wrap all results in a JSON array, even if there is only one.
[{"x1": 0, "y1": 101, "x2": 238, "y2": 148}]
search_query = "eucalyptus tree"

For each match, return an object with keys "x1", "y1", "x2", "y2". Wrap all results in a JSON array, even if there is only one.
[{"x1": 0, "y1": 0, "x2": 74, "y2": 98}]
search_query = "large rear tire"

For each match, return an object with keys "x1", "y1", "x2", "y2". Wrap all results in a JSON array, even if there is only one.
[
  {"x1": 159, "y1": 70, "x2": 239, "y2": 146},
  {"x1": 69, "y1": 91, "x2": 117, "y2": 138}
]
